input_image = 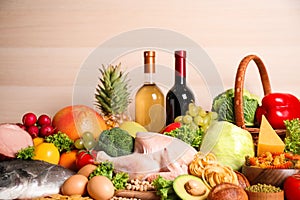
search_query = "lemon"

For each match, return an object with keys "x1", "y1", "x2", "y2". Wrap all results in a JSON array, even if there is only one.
[
  {"x1": 119, "y1": 121, "x2": 147, "y2": 138},
  {"x1": 33, "y1": 142, "x2": 60, "y2": 165}
]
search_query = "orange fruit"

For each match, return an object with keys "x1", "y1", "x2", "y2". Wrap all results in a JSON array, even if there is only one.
[
  {"x1": 59, "y1": 150, "x2": 78, "y2": 171},
  {"x1": 33, "y1": 142, "x2": 60, "y2": 165},
  {"x1": 52, "y1": 105, "x2": 107, "y2": 141},
  {"x1": 33, "y1": 137, "x2": 44, "y2": 146}
]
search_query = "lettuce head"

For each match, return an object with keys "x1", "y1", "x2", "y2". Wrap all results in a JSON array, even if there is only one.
[{"x1": 200, "y1": 121, "x2": 254, "y2": 170}]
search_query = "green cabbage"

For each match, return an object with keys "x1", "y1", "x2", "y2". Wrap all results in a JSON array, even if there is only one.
[
  {"x1": 200, "y1": 121, "x2": 255, "y2": 170},
  {"x1": 212, "y1": 88, "x2": 260, "y2": 126}
]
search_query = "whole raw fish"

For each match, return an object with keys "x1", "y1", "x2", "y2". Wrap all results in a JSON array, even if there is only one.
[{"x1": 0, "y1": 159, "x2": 75, "y2": 199}]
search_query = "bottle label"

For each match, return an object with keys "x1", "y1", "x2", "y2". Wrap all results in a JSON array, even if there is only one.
[{"x1": 144, "y1": 104, "x2": 165, "y2": 132}]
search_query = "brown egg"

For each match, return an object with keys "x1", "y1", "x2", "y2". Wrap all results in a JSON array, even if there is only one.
[
  {"x1": 61, "y1": 174, "x2": 88, "y2": 196},
  {"x1": 77, "y1": 164, "x2": 98, "y2": 178},
  {"x1": 87, "y1": 176, "x2": 115, "y2": 200}
]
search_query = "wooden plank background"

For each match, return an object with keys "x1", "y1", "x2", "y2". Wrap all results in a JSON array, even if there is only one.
[{"x1": 1, "y1": 0, "x2": 300, "y2": 123}]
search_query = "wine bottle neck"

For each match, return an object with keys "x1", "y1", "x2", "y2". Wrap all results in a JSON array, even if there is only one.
[
  {"x1": 144, "y1": 72, "x2": 156, "y2": 84},
  {"x1": 144, "y1": 51, "x2": 156, "y2": 84},
  {"x1": 174, "y1": 74, "x2": 186, "y2": 85},
  {"x1": 174, "y1": 50, "x2": 187, "y2": 85}
]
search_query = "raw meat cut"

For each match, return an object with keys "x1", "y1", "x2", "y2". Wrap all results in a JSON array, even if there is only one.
[
  {"x1": 96, "y1": 132, "x2": 197, "y2": 180},
  {"x1": 0, "y1": 123, "x2": 33, "y2": 160}
]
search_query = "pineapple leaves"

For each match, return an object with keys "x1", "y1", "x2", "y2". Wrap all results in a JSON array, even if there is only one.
[{"x1": 95, "y1": 63, "x2": 131, "y2": 116}]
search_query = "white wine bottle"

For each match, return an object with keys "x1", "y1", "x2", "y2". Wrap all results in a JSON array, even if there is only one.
[{"x1": 135, "y1": 51, "x2": 165, "y2": 132}]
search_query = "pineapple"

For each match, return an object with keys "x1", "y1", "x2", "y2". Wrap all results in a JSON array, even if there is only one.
[{"x1": 95, "y1": 63, "x2": 131, "y2": 129}]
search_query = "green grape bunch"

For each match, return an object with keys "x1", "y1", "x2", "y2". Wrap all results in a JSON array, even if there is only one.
[{"x1": 175, "y1": 103, "x2": 218, "y2": 132}]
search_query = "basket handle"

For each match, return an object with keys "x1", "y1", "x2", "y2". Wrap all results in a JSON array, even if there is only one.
[{"x1": 234, "y1": 55, "x2": 272, "y2": 129}]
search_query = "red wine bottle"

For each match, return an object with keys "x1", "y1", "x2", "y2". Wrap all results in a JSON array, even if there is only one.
[{"x1": 166, "y1": 50, "x2": 195, "y2": 125}]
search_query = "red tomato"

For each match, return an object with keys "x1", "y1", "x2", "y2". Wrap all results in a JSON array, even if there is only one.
[
  {"x1": 284, "y1": 174, "x2": 300, "y2": 200},
  {"x1": 76, "y1": 150, "x2": 95, "y2": 170}
]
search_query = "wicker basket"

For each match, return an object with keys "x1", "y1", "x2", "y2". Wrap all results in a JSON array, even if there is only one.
[{"x1": 233, "y1": 54, "x2": 286, "y2": 144}]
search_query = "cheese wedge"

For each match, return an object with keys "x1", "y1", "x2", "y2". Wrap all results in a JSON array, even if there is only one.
[{"x1": 257, "y1": 115, "x2": 285, "y2": 156}]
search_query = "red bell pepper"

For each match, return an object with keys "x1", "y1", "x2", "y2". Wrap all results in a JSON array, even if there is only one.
[
  {"x1": 160, "y1": 122, "x2": 181, "y2": 134},
  {"x1": 255, "y1": 93, "x2": 300, "y2": 129}
]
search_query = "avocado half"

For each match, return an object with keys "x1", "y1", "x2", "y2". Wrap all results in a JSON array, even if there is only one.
[{"x1": 173, "y1": 174, "x2": 210, "y2": 200}]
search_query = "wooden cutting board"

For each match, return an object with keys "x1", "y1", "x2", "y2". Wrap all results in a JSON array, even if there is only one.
[{"x1": 114, "y1": 190, "x2": 160, "y2": 200}]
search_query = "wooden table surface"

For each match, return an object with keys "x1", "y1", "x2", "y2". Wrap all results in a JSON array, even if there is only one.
[{"x1": 1, "y1": 0, "x2": 300, "y2": 123}]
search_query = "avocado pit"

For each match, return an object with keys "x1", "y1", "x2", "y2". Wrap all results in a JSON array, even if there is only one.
[{"x1": 184, "y1": 179, "x2": 207, "y2": 196}]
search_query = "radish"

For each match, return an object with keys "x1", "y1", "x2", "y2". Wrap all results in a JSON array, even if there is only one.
[
  {"x1": 27, "y1": 125, "x2": 39, "y2": 138},
  {"x1": 38, "y1": 114, "x2": 52, "y2": 126},
  {"x1": 39, "y1": 125, "x2": 55, "y2": 137},
  {"x1": 22, "y1": 113, "x2": 37, "y2": 127}
]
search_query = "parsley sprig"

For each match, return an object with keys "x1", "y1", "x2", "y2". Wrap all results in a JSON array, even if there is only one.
[
  {"x1": 45, "y1": 131, "x2": 74, "y2": 153},
  {"x1": 16, "y1": 146, "x2": 35, "y2": 160}
]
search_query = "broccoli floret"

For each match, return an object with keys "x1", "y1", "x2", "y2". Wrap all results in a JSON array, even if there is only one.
[{"x1": 96, "y1": 127, "x2": 134, "y2": 157}]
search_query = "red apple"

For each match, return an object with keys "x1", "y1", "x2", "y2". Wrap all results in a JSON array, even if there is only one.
[{"x1": 284, "y1": 173, "x2": 300, "y2": 200}]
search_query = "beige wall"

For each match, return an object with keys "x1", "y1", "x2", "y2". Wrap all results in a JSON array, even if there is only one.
[{"x1": 1, "y1": 0, "x2": 300, "y2": 123}]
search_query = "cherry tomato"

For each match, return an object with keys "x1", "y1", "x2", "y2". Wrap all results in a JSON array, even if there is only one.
[
  {"x1": 284, "y1": 174, "x2": 300, "y2": 200},
  {"x1": 76, "y1": 150, "x2": 95, "y2": 170}
]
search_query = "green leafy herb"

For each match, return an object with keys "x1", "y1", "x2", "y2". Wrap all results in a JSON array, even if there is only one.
[
  {"x1": 152, "y1": 176, "x2": 179, "y2": 200},
  {"x1": 89, "y1": 161, "x2": 114, "y2": 180},
  {"x1": 45, "y1": 131, "x2": 74, "y2": 153},
  {"x1": 89, "y1": 161, "x2": 129, "y2": 190},
  {"x1": 164, "y1": 124, "x2": 204, "y2": 149},
  {"x1": 284, "y1": 118, "x2": 300, "y2": 154},
  {"x1": 112, "y1": 172, "x2": 129, "y2": 190},
  {"x1": 16, "y1": 146, "x2": 35, "y2": 160}
]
